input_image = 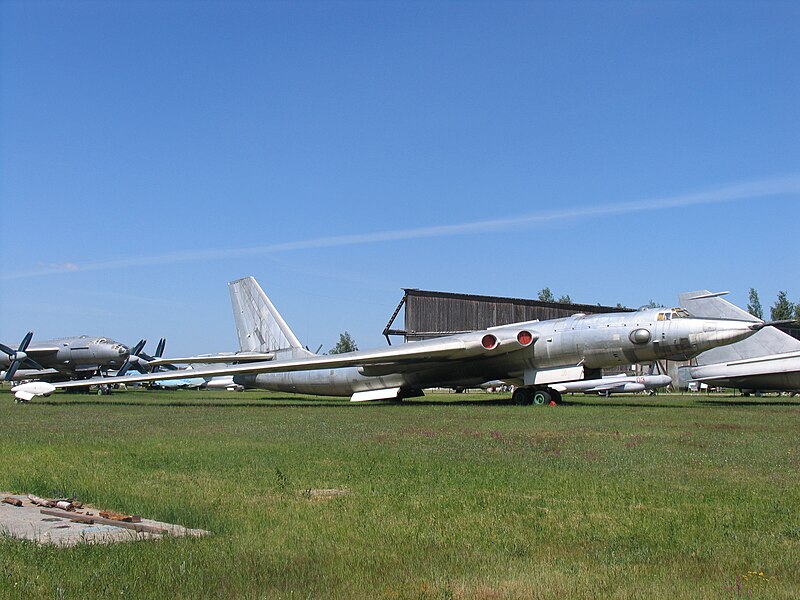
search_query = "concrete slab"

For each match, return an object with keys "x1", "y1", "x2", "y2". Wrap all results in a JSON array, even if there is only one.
[{"x1": 0, "y1": 494, "x2": 210, "y2": 547}]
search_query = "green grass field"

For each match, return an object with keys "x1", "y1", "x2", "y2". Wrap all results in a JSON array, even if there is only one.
[{"x1": 1, "y1": 388, "x2": 798, "y2": 599}]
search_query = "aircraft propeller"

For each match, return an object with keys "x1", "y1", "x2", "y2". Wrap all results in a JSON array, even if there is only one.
[
  {"x1": 116, "y1": 339, "x2": 147, "y2": 377},
  {"x1": 144, "y1": 338, "x2": 169, "y2": 372},
  {"x1": 117, "y1": 338, "x2": 172, "y2": 375},
  {"x1": 1, "y1": 332, "x2": 45, "y2": 381}
]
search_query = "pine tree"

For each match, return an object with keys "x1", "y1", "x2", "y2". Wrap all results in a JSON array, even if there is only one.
[
  {"x1": 557, "y1": 294, "x2": 572, "y2": 304},
  {"x1": 770, "y1": 291, "x2": 795, "y2": 321},
  {"x1": 747, "y1": 288, "x2": 763, "y2": 319}
]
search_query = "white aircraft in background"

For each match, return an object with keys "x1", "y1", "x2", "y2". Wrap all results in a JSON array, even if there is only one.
[
  {"x1": 11, "y1": 277, "x2": 770, "y2": 404},
  {"x1": 679, "y1": 290, "x2": 800, "y2": 394},
  {"x1": 550, "y1": 370, "x2": 671, "y2": 397},
  {"x1": 149, "y1": 371, "x2": 244, "y2": 391}
]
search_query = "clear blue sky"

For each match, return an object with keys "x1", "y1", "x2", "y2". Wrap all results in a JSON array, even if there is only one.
[{"x1": 2, "y1": 1, "x2": 798, "y2": 356}]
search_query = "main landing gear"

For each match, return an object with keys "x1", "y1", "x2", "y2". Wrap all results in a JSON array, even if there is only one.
[{"x1": 512, "y1": 387, "x2": 562, "y2": 406}]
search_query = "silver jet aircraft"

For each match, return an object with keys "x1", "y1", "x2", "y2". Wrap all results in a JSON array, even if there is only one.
[
  {"x1": 550, "y1": 372, "x2": 672, "y2": 398},
  {"x1": 12, "y1": 277, "x2": 771, "y2": 404},
  {"x1": 0, "y1": 332, "x2": 129, "y2": 382},
  {"x1": 679, "y1": 290, "x2": 800, "y2": 394}
]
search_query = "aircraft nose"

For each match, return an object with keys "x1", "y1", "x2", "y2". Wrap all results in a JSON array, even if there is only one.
[{"x1": 699, "y1": 319, "x2": 757, "y2": 347}]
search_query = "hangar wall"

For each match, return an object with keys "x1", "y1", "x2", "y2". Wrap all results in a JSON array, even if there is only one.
[{"x1": 383, "y1": 289, "x2": 632, "y2": 342}]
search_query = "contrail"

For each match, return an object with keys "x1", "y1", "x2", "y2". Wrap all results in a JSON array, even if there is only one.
[{"x1": 3, "y1": 174, "x2": 799, "y2": 281}]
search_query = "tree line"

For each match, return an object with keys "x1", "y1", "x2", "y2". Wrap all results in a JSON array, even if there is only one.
[
  {"x1": 538, "y1": 287, "x2": 798, "y2": 320},
  {"x1": 747, "y1": 288, "x2": 800, "y2": 321}
]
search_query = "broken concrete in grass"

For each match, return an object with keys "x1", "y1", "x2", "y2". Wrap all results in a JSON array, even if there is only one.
[{"x1": 0, "y1": 493, "x2": 209, "y2": 547}]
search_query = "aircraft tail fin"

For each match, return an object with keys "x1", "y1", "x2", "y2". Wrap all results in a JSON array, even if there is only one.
[
  {"x1": 680, "y1": 289, "x2": 800, "y2": 365},
  {"x1": 228, "y1": 277, "x2": 313, "y2": 358}
]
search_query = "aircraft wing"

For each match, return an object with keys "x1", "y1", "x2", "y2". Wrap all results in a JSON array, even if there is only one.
[
  {"x1": 145, "y1": 353, "x2": 275, "y2": 366},
  {"x1": 46, "y1": 326, "x2": 537, "y2": 390}
]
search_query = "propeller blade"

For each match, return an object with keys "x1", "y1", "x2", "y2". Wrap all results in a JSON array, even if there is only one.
[
  {"x1": 5, "y1": 361, "x2": 21, "y2": 381},
  {"x1": 116, "y1": 359, "x2": 131, "y2": 377},
  {"x1": 155, "y1": 338, "x2": 166, "y2": 358},
  {"x1": 18, "y1": 331, "x2": 34, "y2": 352},
  {"x1": 22, "y1": 358, "x2": 45, "y2": 371},
  {"x1": 132, "y1": 339, "x2": 147, "y2": 356},
  {"x1": 3, "y1": 332, "x2": 38, "y2": 380}
]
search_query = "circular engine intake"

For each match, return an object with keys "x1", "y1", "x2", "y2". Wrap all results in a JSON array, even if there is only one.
[
  {"x1": 516, "y1": 331, "x2": 533, "y2": 346},
  {"x1": 481, "y1": 334, "x2": 499, "y2": 350}
]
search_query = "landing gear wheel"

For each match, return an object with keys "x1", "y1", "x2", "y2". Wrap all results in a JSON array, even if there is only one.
[
  {"x1": 549, "y1": 390, "x2": 562, "y2": 405},
  {"x1": 533, "y1": 390, "x2": 551, "y2": 405},
  {"x1": 512, "y1": 388, "x2": 532, "y2": 405}
]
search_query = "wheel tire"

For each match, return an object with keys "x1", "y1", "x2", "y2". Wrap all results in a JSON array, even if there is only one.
[
  {"x1": 549, "y1": 390, "x2": 562, "y2": 405},
  {"x1": 512, "y1": 388, "x2": 532, "y2": 405},
  {"x1": 533, "y1": 390, "x2": 550, "y2": 405}
]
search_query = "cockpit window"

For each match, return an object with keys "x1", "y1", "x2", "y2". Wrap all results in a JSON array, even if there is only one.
[
  {"x1": 671, "y1": 308, "x2": 690, "y2": 319},
  {"x1": 97, "y1": 338, "x2": 108, "y2": 343}
]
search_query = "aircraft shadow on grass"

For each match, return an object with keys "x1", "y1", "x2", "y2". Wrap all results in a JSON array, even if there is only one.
[{"x1": 31, "y1": 394, "x2": 799, "y2": 410}]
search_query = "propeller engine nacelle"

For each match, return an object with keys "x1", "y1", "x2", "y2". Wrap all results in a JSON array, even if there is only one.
[{"x1": 0, "y1": 332, "x2": 45, "y2": 381}]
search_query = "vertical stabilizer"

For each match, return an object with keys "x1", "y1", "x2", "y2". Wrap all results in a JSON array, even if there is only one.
[
  {"x1": 228, "y1": 277, "x2": 311, "y2": 358},
  {"x1": 680, "y1": 290, "x2": 800, "y2": 365}
]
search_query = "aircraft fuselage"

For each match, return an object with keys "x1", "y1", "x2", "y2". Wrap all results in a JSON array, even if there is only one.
[
  {"x1": 238, "y1": 308, "x2": 755, "y2": 397},
  {"x1": 0, "y1": 335, "x2": 129, "y2": 381}
]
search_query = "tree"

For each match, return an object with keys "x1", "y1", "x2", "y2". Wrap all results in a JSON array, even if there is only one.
[
  {"x1": 747, "y1": 288, "x2": 763, "y2": 319},
  {"x1": 329, "y1": 331, "x2": 358, "y2": 354},
  {"x1": 644, "y1": 300, "x2": 663, "y2": 309},
  {"x1": 557, "y1": 294, "x2": 572, "y2": 304},
  {"x1": 770, "y1": 291, "x2": 796, "y2": 321},
  {"x1": 537, "y1": 288, "x2": 555, "y2": 303}
]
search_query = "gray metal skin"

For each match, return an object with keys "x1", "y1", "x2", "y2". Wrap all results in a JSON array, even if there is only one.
[
  {"x1": 28, "y1": 279, "x2": 761, "y2": 402},
  {"x1": 679, "y1": 290, "x2": 800, "y2": 393},
  {"x1": 234, "y1": 307, "x2": 748, "y2": 398},
  {"x1": 0, "y1": 335, "x2": 129, "y2": 381},
  {"x1": 227, "y1": 278, "x2": 757, "y2": 400}
]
